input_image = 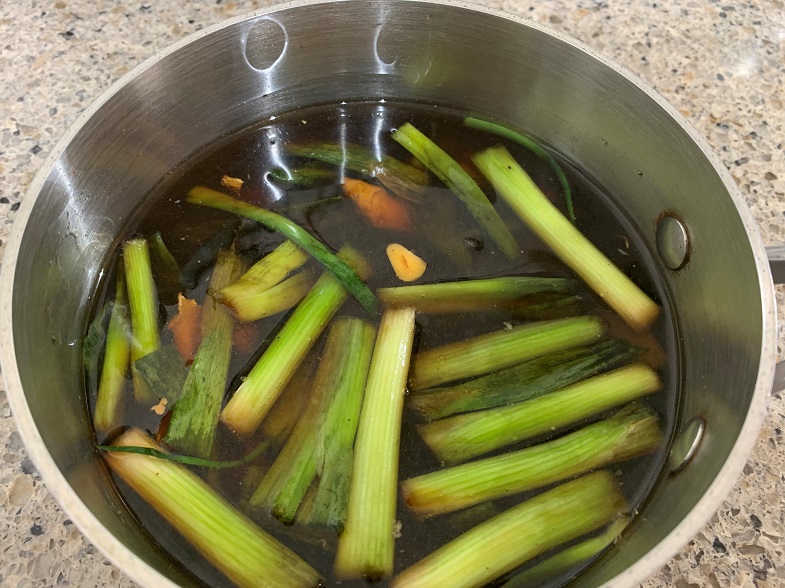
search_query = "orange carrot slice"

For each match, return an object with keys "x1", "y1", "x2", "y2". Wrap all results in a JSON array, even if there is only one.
[
  {"x1": 387, "y1": 243, "x2": 427, "y2": 282},
  {"x1": 166, "y1": 294, "x2": 202, "y2": 362},
  {"x1": 342, "y1": 178, "x2": 411, "y2": 231}
]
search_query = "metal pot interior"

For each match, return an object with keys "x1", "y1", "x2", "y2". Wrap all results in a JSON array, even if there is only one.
[{"x1": 1, "y1": 1, "x2": 775, "y2": 586}]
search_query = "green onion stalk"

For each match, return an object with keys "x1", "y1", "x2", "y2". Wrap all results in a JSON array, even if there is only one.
[
  {"x1": 221, "y1": 246, "x2": 370, "y2": 437},
  {"x1": 165, "y1": 250, "x2": 244, "y2": 458},
  {"x1": 287, "y1": 141, "x2": 429, "y2": 189},
  {"x1": 215, "y1": 240, "x2": 310, "y2": 321},
  {"x1": 502, "y1": 517, "x2": 630, "y2": 588},
  {"x1": 246, "y1": 370, "x2": 326, "y2": 524},
  {"x1": 334, "y1": 307, "x2": 416, "y2": 581},
  {"x1": 248, "y1": 317, "x2": 375, "y2": 525},
  {"x1": 226, "y1": 239, "x2": 308, "y2": 284},
  {"x1": 123, "y1": 238, "x2": 161, "y2": 402},
  {"x1": 472, "y1": 146, "x2": 659, "y2": 331},
  {"x1": 418, "y1": 364, "x2": 661, "y2": 464},
  {"x1": 377, "y1": 276, "x2": 575, "y2": 314},
  {"x1": 220, "y1": 271, "x2": 314, "y2": 323},
  {"x1": 93, "y1": 271, "x2": 131, "y2": 434},
  {"x1": 227, "y1": 306, "x2": 295, "y2": 394},
  {"x1": 410, "y1": 316, "x2": 605, "y2": 391},
  {"x1": 103, "y1": 429, "x2": 321, "y2": 588},
  {"x1": 445, "y1": 501, "x2": 499, "y2": 533},
  {"x1": 391, "y1": 122, "x2": 520, "y2": 260},
  {"x1": 402, "y1": 403, "x2": 662, "y2": 517},
  {"x1": 294, "y1": 484, "x2": 319, "y2": 525},
  {"x1": 464, "y1": 116, "x2": 575, "y2": 222},
  {"x1": 408, "y1": 339, "x2": 637, "y2": 421},
  {"x1": 188, "y1": 186, "x2": 377, "y2": 313},
  {"x1": 308, "y1": 318, "x2": 376, "y2": 532},
  {"x1": 391, "y1": 471, "x2": 627, "y2": 588}
]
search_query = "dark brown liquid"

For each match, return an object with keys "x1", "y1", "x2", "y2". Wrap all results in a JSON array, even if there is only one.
[{"x1": 86, "y1": 101, "x2": 679, "y2": 588}]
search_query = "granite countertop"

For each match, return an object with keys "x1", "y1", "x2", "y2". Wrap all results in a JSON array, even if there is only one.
[{"x1": 1, "y1": 1, "x2": 783, "y2": 586}]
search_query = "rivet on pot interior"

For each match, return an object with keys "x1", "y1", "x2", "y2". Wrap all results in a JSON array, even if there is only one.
[
  {"x1": 656, "y1": 215, "x2": 690, "y2": 270},
  {"x1": 668, "y1": 416, "x2": 705, "y2": 474}
]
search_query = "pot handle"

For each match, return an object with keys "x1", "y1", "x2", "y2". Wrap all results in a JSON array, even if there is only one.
[
  {"x1": 773, "y1": 362, "x2": 785, "y2": 396},
  {"x1": 766, "y1": 247, "x2": 785, "y2": 394},
  {"x1": 766, "y1": 246, "x2": 785, "y2": 285}
]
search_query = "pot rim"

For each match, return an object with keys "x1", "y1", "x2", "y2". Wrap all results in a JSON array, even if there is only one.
[{"x1": 0, "y1": 1, "x2": 775, "y2": 586}]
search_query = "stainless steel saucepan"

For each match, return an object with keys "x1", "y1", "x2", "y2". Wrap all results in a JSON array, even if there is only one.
[{"x1": 0, "y1": 1, "x2": 777, "y2": 586}]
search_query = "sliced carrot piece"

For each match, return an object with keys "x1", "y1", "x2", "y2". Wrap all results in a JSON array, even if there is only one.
[
  {"x1": 342, "y1": 177, "x2": 411, "y2": 231},
  {"x1": 166, "y1": 294, "x2": 202, "y2": 362},
  {"x1": 386, "y1": 243, "x2": 427, "y2": 282}
]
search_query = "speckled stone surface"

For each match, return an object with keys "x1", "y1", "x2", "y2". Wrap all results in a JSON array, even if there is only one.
[{"x1": 1, "y1": 1, "x2": 783, "y2": 587}]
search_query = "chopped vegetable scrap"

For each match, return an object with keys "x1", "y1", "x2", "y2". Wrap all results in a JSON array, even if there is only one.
[
  {"x1": 151, "y1": 397, "x2": 168, "y2": 416},
  {"x1": 221, "y1": 175, "x2": 244, "y2": 192}
]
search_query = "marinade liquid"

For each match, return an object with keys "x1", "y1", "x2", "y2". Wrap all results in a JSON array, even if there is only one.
[{"x1": 86, "y1": 101, "x2": 680, "y2": 588}]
